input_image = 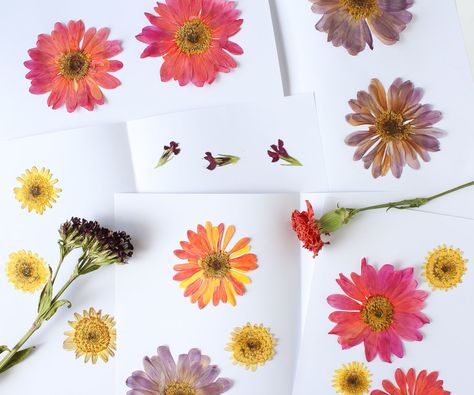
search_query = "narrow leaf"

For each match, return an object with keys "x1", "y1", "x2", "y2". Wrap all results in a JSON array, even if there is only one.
[
  {"x1": 37, "y1": 267, "x2": 53, "y2": 315},
  {"x1": 0, "y1": 347, "x2": 35, "y2": 374},
  {"x1": 43, "y1": 300, "x2": 72, "y2": 321}
]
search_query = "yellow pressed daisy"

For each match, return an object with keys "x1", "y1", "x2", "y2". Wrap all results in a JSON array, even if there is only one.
[
  {"x1": 225, "y1": 323, "x2": 276, "y2": 371},
  {"x1": 423, "y1": 245, "x2": 468, "y2": 291},
  {"x1": 14, "y1": 166, "x2": 61, "y2": 214},
  {"x1": 332, "y1": 362, "x2": 371, "y2": 395},
  {"x1": 6, "y1": 250, "x2": 49, "y2": 292},
  {"x1": 64, "y1": 307, "x2": 116, "y2": 364}
]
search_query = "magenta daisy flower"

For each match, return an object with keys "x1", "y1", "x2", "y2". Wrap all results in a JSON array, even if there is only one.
[
  {"x1": 328, "y1": 258, "x2": 430, "y2": 363},
  {"x1": 310, "y1": 0, "x2": 414, "y2": 55}
]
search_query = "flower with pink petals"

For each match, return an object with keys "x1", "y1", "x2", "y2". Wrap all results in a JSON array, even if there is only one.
[
  {"x1": 371, "y1": 368, "x2": 451, "y2": 395},
  {"x1": 136, "y1": 0, "x2": 244, "y2": 87},
  {"x1": 310, "y1": 0, "x2": 414, "y2": 55},
  {"x1": 25, "y1": 20, "x2": 123, "y2": 112},
  {"x1": 345, "y1": 78, "x2": 445, "y2": 178},
  {"x1": 328, "y1": 258, "x2": 429, "y2": 363}
]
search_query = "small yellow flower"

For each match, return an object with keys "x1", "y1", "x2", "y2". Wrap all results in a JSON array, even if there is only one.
[
  {"x1": 6, "y1": 250, "x2": 49, "y2": 292},
  {"x1": 14, "y1": 166, "x2": 61, "y2": 215},
  {"x1": 333, "y1": 361, "x2": 371, "y2": 395},
  {"x1": 225, "y1": 323, "x2": 276, "y2": 371},
  {"x1": 423, "y1": 245, "x2": 468, "y2": 291},
  {"x1": 64, "y1": 307, "x2": 116, "y2": 364}
]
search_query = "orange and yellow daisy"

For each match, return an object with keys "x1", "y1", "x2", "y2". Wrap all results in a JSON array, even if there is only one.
[{"x1": 173, "y1": 221, "x2": 258, "y2": 309}]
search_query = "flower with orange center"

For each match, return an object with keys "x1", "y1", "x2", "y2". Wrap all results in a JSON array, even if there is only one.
[
  {"x1": 136, "y1": 0, "x2": 244, "y2": 87},
  {"x1": 345, "y1": 78, "x2": 446, "y2": 178},
  {"x1": 25, "y1": 20, "x2": 123, "y2": 112},
  {"x1": 173, "y1": 221, "x2": 258, "y2": 309},
  {"x1": 371, "y1": 368, "x2": 451, "y2": 395}
]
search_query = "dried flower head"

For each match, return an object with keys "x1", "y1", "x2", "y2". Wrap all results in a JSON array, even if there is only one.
[
  {"x1": 204, "y1": 152, "x2": 240, "y2": 171},
  {"x1": 64, "y1": 307, "x2": 116, "y2": 364},
  {"x1": 267, "y1": 139, "x2": 302, "y2": 166},
  {"x1": 155, "y1": 141, "x2": 181, "y2": 168},
  {"x1": 423, "y1": 245, "x2": 467, "y2": 291},
  {"x1": 14, "y1": 166, "x2": 61, "y2": 215},
  {"x1": 226, "y1": 323, "x2": 276, "y2": 371},
  {"x1": 6, "y1": 250, "x2": 49, "y2": 292},
  {"x1": 333, "y1": 361, "x2": 371, "y2": 395}
]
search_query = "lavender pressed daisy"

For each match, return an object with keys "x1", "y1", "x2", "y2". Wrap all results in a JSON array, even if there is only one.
[{"x1": 126, "y1": 346, "x2": 232, "y2": 395}]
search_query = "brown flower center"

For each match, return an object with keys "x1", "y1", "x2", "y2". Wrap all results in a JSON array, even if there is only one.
[
  {"x1": 29, "y1": 185, "x2": 42, "y2": 198},
  {"x1": 375, "y1": 111, "x2": 412, "y2": 141},
  {"x1": 74, "y1": 318, "x2": 111, "y2": 353},
  {"x1": 59, "y1": 52, "x2": 90, "y2": 80},
  {"x1": 340, "y1": 0, "x2": 380, "y2": 20},
  {"x1": 361, "y1": 295, "x2": 394, "y2": 332},
  {"x1": 175, "y1": 19, "x2": 212, "y2": 55},
  {"x1": 17, "y1": 261, "x2": 34, "y2": 278},
  {"x1": 164, "y1": 381, "x2": 197, "y2": 395},
  {"x1": 433, "y1": 257, "x2": 457, "y2": 281},
  {"x1": 201, "y1": 251, "x2": 230, "y2": 278}
]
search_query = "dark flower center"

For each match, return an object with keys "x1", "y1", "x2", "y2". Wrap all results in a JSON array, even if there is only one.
[
  {"x1": 341, "y1": 0, "x2": 379, "y2": 20},
  {"x1": 19, "y1": 262, "x2": 33, "y2": 278},
  {"x1": 164, "y1": 381, "x2": 197, "y2": 395},
  {"x1": 246, "y1": 339, "x2": 261, "y2": 351},
  {"x1": 346, "y1": 374, "x2": 359, "y2": 385},
  {"x1": 361, "y1": 295, "x2": 394, "y2": 332},
  {"x1": 29, "y1": 185, "x2": 42, "y2": 198},
  {"x1": 75, "y1": 318, "x2": 110, "y2": 353},
  {"x1": 433, "y1": 257, "x2": 457, "y2": 281},
  {"x1": 375, "y1": 111, "x2": 412, "y2": 141},
  {"x1": 175, "y1": 19, "x2": 212, "y2": 55},
  {"x1": 59, "y1": 52, "x2": 90, "y2": 80},
  {"x1": 201, "y1": 252, "x2": 230, "y2": 278}
]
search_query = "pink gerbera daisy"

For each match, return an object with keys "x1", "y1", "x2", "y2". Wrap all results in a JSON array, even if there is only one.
[
  {"x1": 136, "y1": 0, "x2": 244, "y2": 87},
  {"x1": 24, "y1": 20, "x2": 123, "y2": 112},
  {"x1": 327, "y1": 258, "x2": 429, "y2": 363}
]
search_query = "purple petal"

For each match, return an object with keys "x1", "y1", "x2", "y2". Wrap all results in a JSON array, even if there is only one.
[{"x1": 345, "y1": 130, "x2": 373, "y2": 146}]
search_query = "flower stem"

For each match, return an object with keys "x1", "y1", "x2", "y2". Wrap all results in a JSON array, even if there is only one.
[{"x1": 351, "y1": 181, "x2": 474, "y2": 215}]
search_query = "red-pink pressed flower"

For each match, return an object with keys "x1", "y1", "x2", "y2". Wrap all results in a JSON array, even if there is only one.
[
  {"x1": 310, "y1": 0, "x2": 414, "y2": 55},
  {"x1": 24, "y1": 20, "x2": 123, "y2": 112},
  {"x1": 371, "y1": 368, "x2": 451, "y2": 395},
  {"x1": 136, "y1": 0, "x2": 244, "y2": 87},
  {"x1": 328, "y1": 258, "x2": 429, "y2": 363}
]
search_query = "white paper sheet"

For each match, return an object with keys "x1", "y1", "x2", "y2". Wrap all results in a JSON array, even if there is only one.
[
  {"x1": 114, "y1": 193, "x2": 301, "y2": 395},
  {"x1": 293, "y1": 192, "x2": 474, "y2": 395},
  {"x1": 0, "y1": 125, "x2": 135, "y2": 394},
  {"x1": 127, "y1": 93, "x2": 328, "y2": 193},
  {"x1": 0, "y1": 0, "x2": 282, "y2": 139}
]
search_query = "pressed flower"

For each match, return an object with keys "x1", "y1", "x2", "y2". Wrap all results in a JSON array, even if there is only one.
[
  {"x1": 291, "y1": 200, "x2": 330, "y2": 257},
  {"x1": 63, "y1": 307, "x2": 116, "y2": 364},
  {"x1": 204, "y1": 152, "x2": 240, "y2": 170},
  {"x1": 25, "y1": 20, "x2": 123, "y2": 112},
  {"x1": 371, "y1": 368, "x2": 451, "y2": 395},
  {"x1": 267, "y1": 139, "x2": 303, "y2": 166},
  {"x1": 225, "y1": 323, "x2": 276, "y2": 371},
  {"x1": 155, "y1": 141, "x2": 181, "y2": 168},
  {"x1": 423, "y1": 245, "x2": 467, "y2": 291},
  {"x1": 333, "y1": 362, "x2": 371, "y2": 395},
  {"x1": 14, "y1": 166, "x2": 61, "y2": 215},
  {"x1": 126, "y1": 345, "x2": 232, "y2": 395},
  {"x1": 136, "y1": 0, "x2": 243, "y2": 87},
  {"x1": 345, "y1": 78, "x2": 446, "y2": 178},
  {"x1": 6, "y1": 250, "x2": 49, "y2": 292},
  {"x1": 310, "y1": 0, "x2": 414, "y2": 55},
  {"x1": 328, "y1": 258, "x2": 429, "y2": 363},
  {"x1": 174, "y1": 221, "x2": 258, "y2": 308}
]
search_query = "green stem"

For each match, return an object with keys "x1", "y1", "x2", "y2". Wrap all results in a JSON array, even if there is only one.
[
  {"x1": 352, "y1": 181, "x2": 474, "y2": 215},
  {"x1": 51, "y1": 255, "x2": 65, "y2": 285}
]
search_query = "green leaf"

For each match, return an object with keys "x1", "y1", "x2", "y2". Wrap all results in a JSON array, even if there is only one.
[
  {"x1": 0, "y1": 346, "x2": 9, "y2": 355},
  {"x1": 0, "y1": 347, "x2": 35, "y2": 374},
  {"x1": 43, "y1": 299, "x2": 71, "y2": 321},
  {"x1": 37, "y1": 267, "x2": 53, "y2": 315}
]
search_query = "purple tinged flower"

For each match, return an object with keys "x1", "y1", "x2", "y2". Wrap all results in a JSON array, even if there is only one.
[
  {"x1": 310, "y1": 0, "x2": 414, "y2": 56},
  {"x1": 204, "y1": 152, "x2": 240, "y2": 171},
  {"x1": 126, "y1": 346, "x2": 232, "y2": 395},
  {"x1": 267, "y1": 139, "x2": 302, "y2": 166},
  {"x1": 155, "y1": 141, "x2": 181, "y2": 168}
]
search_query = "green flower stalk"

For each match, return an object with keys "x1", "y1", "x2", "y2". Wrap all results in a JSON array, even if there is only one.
[
  {"x1": 0, "y1": 218, "x2": 133, "y2": 374},
  {"x1": 292, "y1": 181, "x2": 474, "y2": 257}
]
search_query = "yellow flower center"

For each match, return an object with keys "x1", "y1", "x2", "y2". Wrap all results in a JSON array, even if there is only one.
[
  {"x1": 229, "y1": 324, "x2": 275, "y2": 369},
  {"x1": 201, "y1": 251, "x2": 230, "y2": 278},
  {"x1": 340, "y1": 0, "x2": 380, "y2": 20},
  {"x1": 333, "y1": 362, "x2": 371, "y2": 395},
  {"x1": 164, "y1": 381, "x2": 197, "y2": 395},
  {"x1": 59, "y1": 52, "x2": 91, "y2": 80},
  {"x1": 375, "y1": 111, "x2": 412, "y2": 141},
  {"x1": 175, "y1": 19, "x2": 212, "y2": 55},
  {"x1": 361, "y1": 295, "x2": 394, "y2": 332},
  {"x1": 74, "y1": 317, "x2": 111, "y2": 354},
  {"x1": 424, "y1": 246, "x2": 467, "y2": 290}
]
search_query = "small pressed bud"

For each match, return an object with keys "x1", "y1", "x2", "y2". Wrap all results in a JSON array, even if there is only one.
[{"x1": 319, "y1": 208, "x2": 353, "y2": 233}]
